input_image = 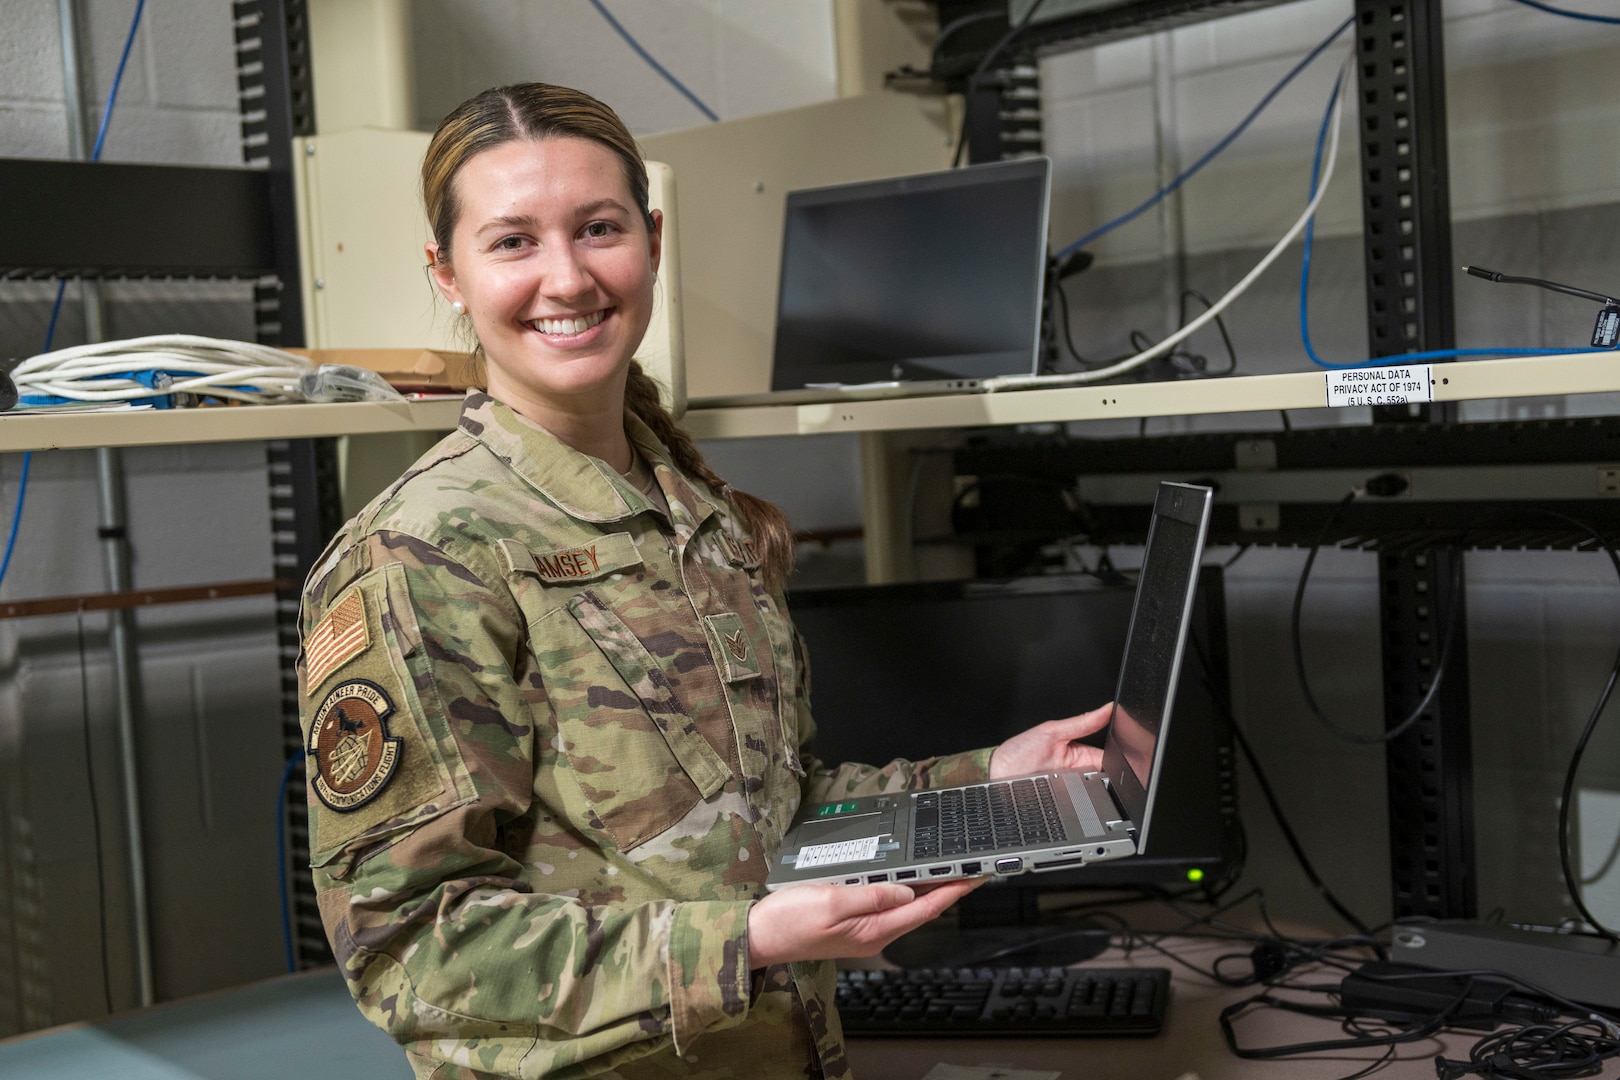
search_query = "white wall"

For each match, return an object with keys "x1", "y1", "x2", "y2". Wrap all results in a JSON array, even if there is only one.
[
  {"x1": 0, "y1": 0, "x2": 244, "y2": 166},
  {"x1": 409, "y1": 0, "x2": 839, "y2": 134}
]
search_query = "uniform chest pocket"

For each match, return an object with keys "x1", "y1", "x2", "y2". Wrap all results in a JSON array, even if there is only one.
[{"x1": 548, "y1": 589, "x2": 731, "y2": 852}]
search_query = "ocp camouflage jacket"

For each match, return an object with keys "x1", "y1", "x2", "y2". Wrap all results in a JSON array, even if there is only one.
[{"x1": 298, "y1": 392, "x2": 992, "y2": 1080}]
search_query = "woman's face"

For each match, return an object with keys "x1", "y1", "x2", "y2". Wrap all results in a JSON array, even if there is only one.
[{"x1": 429, "y1": 136, "x2": 662, "y2": 414}]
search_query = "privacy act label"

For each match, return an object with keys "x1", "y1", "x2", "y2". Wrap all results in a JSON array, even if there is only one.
[{"x1": 1325, "y1": 364, "x2": 1434, "y2": 408}]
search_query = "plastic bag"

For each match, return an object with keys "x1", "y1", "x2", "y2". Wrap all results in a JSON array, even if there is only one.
[{"x1": 297, "y1": 364, "x2": 407, "y2": 403}]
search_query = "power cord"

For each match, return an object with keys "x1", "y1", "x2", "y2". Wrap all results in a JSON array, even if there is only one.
[
  {"x1": 1437, "y1": 1017, "x2": 1620, "y2": 1078},
  {"x1": 1186, "y1": 632, "x2": 1377, "y2": 938},
  {"x1": 1290, "y1": 487, "x2": 1470, "y2": 746},
  {"x1": 1120, "y1": 289, "x2": 1241, "y2": 389}
]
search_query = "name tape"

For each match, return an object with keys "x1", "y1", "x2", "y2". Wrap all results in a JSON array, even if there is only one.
[{"x1": 1324, "y1": 364, "x2": 1434, "y2": 409}]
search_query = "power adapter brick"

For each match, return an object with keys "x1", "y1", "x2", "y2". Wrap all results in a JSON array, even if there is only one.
[{"x1": 1340, "y1": 962, "x2": 1556, "y2": 1031}]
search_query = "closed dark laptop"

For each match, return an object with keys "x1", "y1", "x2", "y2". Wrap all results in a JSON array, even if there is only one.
[{"x1": 692, "y1": 157, "x2": 1052, "y2": 410}]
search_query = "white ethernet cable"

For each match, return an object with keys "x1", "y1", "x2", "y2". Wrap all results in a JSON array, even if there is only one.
[
  {"x1": 986, "y1": 55, "x2": 1352, "y2": 393},
  {"x1": 10, "y1": 334, "x2": 313, "y2": 405}
]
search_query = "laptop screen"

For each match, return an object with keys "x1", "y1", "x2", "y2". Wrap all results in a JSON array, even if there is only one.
[
  {"x1": 770, "y1": 158, "x2": 1051, "y2": 390},
  {"x1": 1100, "y1": 483, "x2": 1212, "y2": 851}
]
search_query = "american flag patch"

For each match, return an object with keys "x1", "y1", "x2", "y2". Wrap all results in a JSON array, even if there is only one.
[{"x1": 305, "y1": 588, "x2": 369, "y2": 694}]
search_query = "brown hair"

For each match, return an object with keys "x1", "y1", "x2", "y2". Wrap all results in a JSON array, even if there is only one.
[{"x1": 422, "y1": 83, "x2": 794, "y2": 587}]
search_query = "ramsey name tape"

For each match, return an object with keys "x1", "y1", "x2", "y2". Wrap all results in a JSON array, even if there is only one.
[{"x1": 1325, "y1": 364, "x2": 1434, "y2": 408}]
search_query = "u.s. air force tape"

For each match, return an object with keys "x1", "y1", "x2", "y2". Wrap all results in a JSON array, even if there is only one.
[{"x1": 308, "y1": 680, "x2": 401, "y2": 812}]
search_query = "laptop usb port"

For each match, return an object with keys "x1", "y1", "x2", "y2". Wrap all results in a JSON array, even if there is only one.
[
  {"x1": 895, "y1": 870, "x2": 918, "y2": 881},
  {"x1": 928, "y1": 866, "x2": 952, "y2": 877},
  {"x1": 868, "y1": 873, "x2": 889, "y2": 883}
]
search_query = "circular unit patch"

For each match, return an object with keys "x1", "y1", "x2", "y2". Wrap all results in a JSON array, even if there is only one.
[{"x1": 309, "y1": 680, "x2": 401, "y2": 812}]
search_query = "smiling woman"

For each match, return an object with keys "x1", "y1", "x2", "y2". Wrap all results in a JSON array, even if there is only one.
[
  {"x1": 294, "y1": 82, "x2": 1101, "y2": 1080},
  {"x1": 425, "y1": 136, "x2": 662, "y2": 457}
]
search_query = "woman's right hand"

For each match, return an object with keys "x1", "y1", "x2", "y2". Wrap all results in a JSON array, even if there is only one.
[{"x1": 746, "y1": 878, "x2": 984, "y2": 970}]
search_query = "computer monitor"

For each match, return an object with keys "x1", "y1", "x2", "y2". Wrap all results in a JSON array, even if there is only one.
[
  {"x1": 786, "y1": 570, "x2": 1239, "y2": 963},
  {"x1": 771, "y1": 157, "x2": 1051, "y2": 389}
]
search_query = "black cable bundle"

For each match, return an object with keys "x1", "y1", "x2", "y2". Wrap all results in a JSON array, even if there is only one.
[{"x1": 1435, "y1": 1017, "x2": 1620, "y2": 1079}]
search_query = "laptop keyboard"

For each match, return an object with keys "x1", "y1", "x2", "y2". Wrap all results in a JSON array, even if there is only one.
[{"x1": 912, "y1": 777, "x2": 1068, "y2": 859}]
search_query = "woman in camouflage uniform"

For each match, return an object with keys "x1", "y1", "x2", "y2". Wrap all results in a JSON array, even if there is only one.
[{"x1": 298, "y1": 83, "x2": 1112, "y2": 1080}]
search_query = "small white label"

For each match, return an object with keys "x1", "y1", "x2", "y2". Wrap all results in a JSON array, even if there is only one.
[
  {"x1": 1325, "y1": 364, "x2": 1434, "y2": 408},
  {"x1": 795, "y1": 836, "x2": 880, "y2": 869}
]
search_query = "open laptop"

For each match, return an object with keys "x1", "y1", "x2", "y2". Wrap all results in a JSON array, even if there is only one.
[
  {"x1": 692, "y1": 157, "x2": 1052, "y2": 410},
  {"x1": 767, "y1": 481, "x2": 1213, "y2": 890}
]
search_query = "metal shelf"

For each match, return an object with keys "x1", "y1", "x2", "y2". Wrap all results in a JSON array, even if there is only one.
[
  {"x1": 0, "y1": 351, "x2": 1611, "y2": 452},
  {"x1": 679, "y1": 352, "x2": 1619, "y2": 440},
  {"x1": 0, "y1": 398, "x2": 462, "y2": 453}
]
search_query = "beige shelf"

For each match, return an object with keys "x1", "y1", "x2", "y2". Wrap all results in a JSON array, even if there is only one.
[
  {"x1": 680, "y1": 352, "x2": 1620, "y2": 439},
  {"x1": 0, "y1": 352, "x2": 1613, "y2": 453},
  {"x1": 0, "y1": 397, "x2": 464, "y2": 453}
]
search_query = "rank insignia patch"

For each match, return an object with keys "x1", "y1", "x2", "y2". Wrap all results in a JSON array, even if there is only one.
[
  {"x1": 304, "y1": 587, "x2": 369, "y2": 694},
  {"x1": 308, "y1": 680, "x2": 401, "y2": 812}
]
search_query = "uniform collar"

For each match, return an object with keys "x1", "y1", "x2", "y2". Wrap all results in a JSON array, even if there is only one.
[{"x1": 458, "y1": 390, "x2": 722, "y2": 532}]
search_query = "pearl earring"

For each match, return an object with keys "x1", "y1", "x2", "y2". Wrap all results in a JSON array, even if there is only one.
[{"x1": 451, "y1": 300, "x2": 465, "y2": 315}]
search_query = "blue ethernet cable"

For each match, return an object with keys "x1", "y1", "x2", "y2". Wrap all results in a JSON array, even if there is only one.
[
  {"x1": 586, "y1": 0, "x2": 719, "y2": 122},
  {"x1": 1055, "y1": 14, "x2": 1354, "y2": 261},
  {"x1": 1505, "y1": 0, "x2": 1620, "y2": 25},
  {"x1": 1297, "y1": 64, "x2": 1612, "y2": 370},
  {"x1": 1, "y1": 0, "x2": 147, "y2": 592}
]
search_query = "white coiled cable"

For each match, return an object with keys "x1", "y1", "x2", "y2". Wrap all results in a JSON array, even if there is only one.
[{"x1": 10, "y1": 334, "x2": 314, "y2": 405}]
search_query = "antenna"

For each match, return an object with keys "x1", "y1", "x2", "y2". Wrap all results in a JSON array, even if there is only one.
[{"x1": 1462, "y1": 265, "x2": 1620, "y2": 348}]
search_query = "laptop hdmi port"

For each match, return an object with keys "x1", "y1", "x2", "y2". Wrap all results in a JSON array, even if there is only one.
[{"x1": 928, "y1": 866, "x2": 952, "y2": 876}]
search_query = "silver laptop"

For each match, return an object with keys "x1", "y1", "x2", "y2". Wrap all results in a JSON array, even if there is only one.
[
  {"x1": 767, "y1": 482, "x2": 1213, "y2": 890},
  {"x1": 693, "y1": 157, "x2": 1052, "y2": 410}
]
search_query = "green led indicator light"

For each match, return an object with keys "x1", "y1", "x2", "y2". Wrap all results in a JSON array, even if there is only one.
[
  {"x1": 1186, "y1": 868, "x2": 1204, "y2": 882},
  {"x1": 816, "y1": 802, "x2": 859, "y2": 817}
]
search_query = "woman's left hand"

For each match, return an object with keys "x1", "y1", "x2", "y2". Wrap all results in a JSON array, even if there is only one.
[{"x1": 988, "y1": 703, "x2": 1114, "y2": 779}]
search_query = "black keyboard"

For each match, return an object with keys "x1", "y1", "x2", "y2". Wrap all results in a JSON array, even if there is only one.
[
  {"x1": 912, "y1": 777, "x2": 1069, "y2": 860},
  {"x1": 835, "y1": 965, "x2": 1169, "y2": 1037}
]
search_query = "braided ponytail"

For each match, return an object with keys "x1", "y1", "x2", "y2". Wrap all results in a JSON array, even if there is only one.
[{"x1": 623, "y1": 362, "x2": 794, "y2": 589}]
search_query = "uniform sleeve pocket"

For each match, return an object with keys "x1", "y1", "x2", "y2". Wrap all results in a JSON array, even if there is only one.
[
  {"x1": 302, "y1": 566, "x2": 462, "y2": 862},
  {"x1": 556, "y1": 590, "x2": 731, "y2": 851}
]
